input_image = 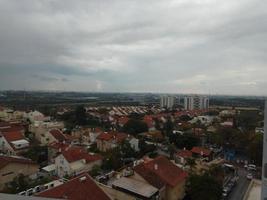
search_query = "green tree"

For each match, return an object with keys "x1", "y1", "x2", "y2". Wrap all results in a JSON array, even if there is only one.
[
  {"x1": 186, "y1": 157, "x2": 196, "y2": 173},
  {"x1": 102, "y1": 147, "x2": 123, "y2": 171},
  {"x1": 75, "y1": 105, "x2": 87, "y2": 125},
  {"x1": 163, "y1": 117, "x2": 174, "y2": 136},
  {"x1": 6, "y1": 174, "x2": 28, "y2": 194},
  {"x1": 248, "y1": 133, "x2": 263, "y2": 165},
  {"x1": 169, "y1": 133, "x2": 200, "y2": 150},
  {"x1": 123, "y1": 119, "x2": 148, "y2": 136},
  {"x1": 22, "y1": 145, "x2": 48, "y2": 165},
  {"x1": 186, "y1": 173, "x2": 222, "y2": 200},
  {"x1": 90, "y1": 165, "x2": 101, "y2": 177},
  {"x1": 120, "y1": 140, "x2": 136, "y2": 158}
]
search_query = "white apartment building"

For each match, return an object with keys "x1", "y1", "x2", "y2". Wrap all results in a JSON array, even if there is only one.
[
  {"x1": 160, "y1": 96, "x2": 175, "y2": 109},
  {"x1": 184, "y1": 95, "x2": 209, "y2": 110}
]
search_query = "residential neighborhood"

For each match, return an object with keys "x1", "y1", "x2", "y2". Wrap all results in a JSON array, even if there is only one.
[{"x1": 0, "y1": 94, "x2": 264, "y2": 200}]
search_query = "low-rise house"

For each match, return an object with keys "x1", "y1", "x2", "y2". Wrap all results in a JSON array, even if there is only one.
[
  {"x1": 117, "y1": 117, "x2": 129, "y2": 127},
  {"x1": 36, "y1": 173, "x2": 111, "y2": 200},
  {"x1": 0, "y1": 121, "x2": 25, "y2": 134},
  {"x1": 0, "y1": 130, "x2": 29, "y2": 155},
  {"x1": 0, "y1": 155, "x2": 39, "y2": 190},
  {"x1": 55, "y1": 146, "x2": 102, "y2": 178},
  {"x1": 25, "y1": 110, "x2": 48, "y2": 123},
  {"x1": 48, "y1": 142, "x2": 70, "y2": 163},
  {"x1": 0, "y1": 108, "x2": 26, "y2": 121},
  {"x1": 133, "y1": 156, "x2": 188, "y2": 200},
  {"x1": 39, "y1": 129, "x2": 72, "y2": 145},
  {"x1": 29, "y1": 121, "x2": 64, "y2": 144},
  {"x1": 175, "y1": 150, "x2": 193, "y2": 165},
  {"x1": 191, "y1": 146, "x2": 212, "y2": 161},
  {"x1": 71, "y1": 127, "x2": 103, "y2": 145},
  {"x1": 96, "y1": 132, "x2": 127, "y2": 152},
  {"x1": 143, "y1": 115, "x2": 156, "y2": 131}
]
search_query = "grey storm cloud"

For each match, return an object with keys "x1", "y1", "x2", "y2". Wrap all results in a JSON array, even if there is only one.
[{"x1": 0, "y1": 0, "x2": 267, "y2": 95}]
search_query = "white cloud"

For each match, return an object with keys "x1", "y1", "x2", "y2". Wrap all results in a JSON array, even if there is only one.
[{"x1": 0, "y1": 0, "x2": 267, "y2": 95}]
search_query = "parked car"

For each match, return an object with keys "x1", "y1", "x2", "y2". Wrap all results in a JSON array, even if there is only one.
[
  {"x1": 247, "y1": 164, "x2": 256, "y2": 171},
  {"x1": 26, "y1": 188, "x2": 34, "y2": 196},
  {"x1": 246, "y1": 173, "x2": 253, "y2": 180},
  {"x1": 18, "y1": 191, "x2": 26, "y2": 196},
  {"x1": 222, "y1": 186, "x2": 231, "y2": 197}
]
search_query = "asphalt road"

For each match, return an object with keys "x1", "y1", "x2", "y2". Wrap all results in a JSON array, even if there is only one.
[{"x1": 228, "y1": 168, "x2": 251, "y2": 200}]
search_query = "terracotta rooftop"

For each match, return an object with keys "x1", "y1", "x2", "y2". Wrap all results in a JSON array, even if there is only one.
[
  {"x1": 118, "y1": 117, "x2": 129, "y2": 125},
  {"x1": 49, "y1": 129, "x2": 66, "y2": 142},
  {"x1": 0, "y1": 131, "x2": 25, "y2": 142},
  {"x1": 97, "y1": 132, "x2": 127, "y2": 143},
  {"x1": 176, "y1": 150, "x2": 193, "y2": 158},
  {"x1": 143, "y1": 116, "x2": 154, "y2": 128},
  {"x1": 134, "y1": 156, "x2": 188, "y2": 189},
  {"x1": 48, "y1": 142, "x2": 69, "y2": 151},
  {"x1": 36, "y1": 173, "x2": 111, "y2": 200},
  {"x1": 0, "y1": 155, "x2": 37, "y2": 169},
  {"x1": 62, "y1": 147, "x2": 102, "y2": 163},
  {"x1": 191, "y1": 147, "x2": 211, "y2": 156}
]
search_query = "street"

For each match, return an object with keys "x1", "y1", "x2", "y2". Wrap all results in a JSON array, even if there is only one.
[{"x1": 228, "y1": 168, "x2": 251, "y2": 200}]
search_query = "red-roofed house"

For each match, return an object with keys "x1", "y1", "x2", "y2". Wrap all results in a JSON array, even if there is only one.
[
  {"x1": 36, "y1": 173, "x2": 111, "y2": 200},
  {"x1": 118, "y1": 117, "x2": 129, "y2": 127},
  {"x1": 0, "y1": 130, "x2": 29, "y2": 155},
  {"x1": 55, "y1": 146, "x2": 103, "y2": 178},
  {"x1": 175, "y1": 150, "x2": 193, "y2": 165},
  {"x1": 0, "y1": 155, "x2": 39, "y2": 190},
  {"x1": 134, "y1": 156, "x2": 188, "y2": 200},
  {"x1": 48, "y1": 142, "x2": 70, "y2": 163},
  {"x1": 143, "y1": 115, "x2": 156, "y2": 131},
  {"x1": 96, "y1": 132, "x2": 128, "y2": 152},
  {"x1": 40, "y1": 129, "x2": 71, "y2": 145},
  {"x1": 191, "y1": 146, "x2": 212, "y2": 160}
]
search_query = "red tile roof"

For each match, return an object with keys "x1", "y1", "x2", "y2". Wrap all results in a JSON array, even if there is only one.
[
  {"x1": 0, "y1": 122, "x2": 25, "y2": 133},
  {"x1": 134, "y1": 156, "x2": 188, "y2": 189},
  {"x1": 118, "y1": 117, "x2": 129, "y2": 125},
  {"x1": 191, "y1": 147, "x2": 211, "y2": 156},
  {"x1": 49, "y1": 129, "x2": 66, "y2": 142},
  {"x1": 97, "y1": 132, "x2": 127, "y2": 143},
  {"x1": 0, "y1": 131, "x2": 25, "y2": 142},
  {"x1": 0, "y1": 155, "x2": 37, "y2": 169},
  {"x1": 48, "y1": 142, "x2": 69, "y2": 151},
  {"x1": 36, "y1": 173, "x2": 111, "y2": 200},
  {"x1": 143, "y1": 116, "x2": 154, "y2": 128},
  {"x1": 62, "y1": 147, "x2": 102, "y2": 163},
  {"x1": 176, "y1": 150, "x2": 193, "y2": 158}
]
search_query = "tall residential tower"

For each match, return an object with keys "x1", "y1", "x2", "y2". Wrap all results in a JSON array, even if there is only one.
[{"x1": 184, "y1": 95, "x2": 209, "y2": 110}]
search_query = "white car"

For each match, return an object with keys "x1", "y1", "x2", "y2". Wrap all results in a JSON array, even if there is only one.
[
  {"x1": 246, "y1": 173, "x2": 253, "y2": 180},
  {"x1": 248, "y1": 164, "x2": 256, "y2": 171}
]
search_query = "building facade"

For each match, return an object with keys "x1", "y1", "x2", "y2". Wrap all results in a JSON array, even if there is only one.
[
  {"x1": 184, "y1": 96, "x2": 209, "y2": 110},
  {"x1": 160, "y1": 96, "x2": 175, "y2": 109}
]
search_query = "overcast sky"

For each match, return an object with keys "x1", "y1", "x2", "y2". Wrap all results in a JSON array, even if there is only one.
[{"x1": 0, "y1": 0, "x2": 267, "y2": 95}]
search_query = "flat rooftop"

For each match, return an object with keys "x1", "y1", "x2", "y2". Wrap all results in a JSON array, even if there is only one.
[{"x1": 112, "y1": 177, "x2": 158, "y2": 198}]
